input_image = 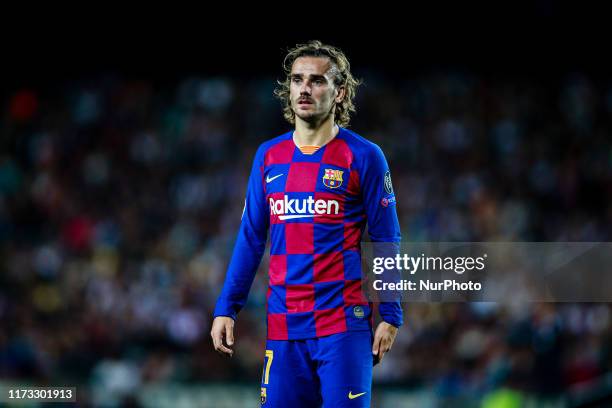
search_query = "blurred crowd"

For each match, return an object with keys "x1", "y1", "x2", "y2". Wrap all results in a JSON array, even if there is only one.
[{"x1": 0, "y1": 71, "x2": 611, "y2": 405}]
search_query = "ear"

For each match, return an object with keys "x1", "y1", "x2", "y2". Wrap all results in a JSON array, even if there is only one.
[{"x1": 335, "y1": 85, "x2": 346, "y2": 104}]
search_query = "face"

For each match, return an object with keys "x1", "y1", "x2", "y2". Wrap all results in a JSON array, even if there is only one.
[{"x1": 289, "y1": 56, "x2": 345, "y2": 124}]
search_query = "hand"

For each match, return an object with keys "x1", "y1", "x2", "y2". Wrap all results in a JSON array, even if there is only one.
[
  {"x1": 372, "y1": 321, "x2": 398, "y2": 366},
  {"x1": 211, "y1": 316, "x2": 235, "y2": 357}
]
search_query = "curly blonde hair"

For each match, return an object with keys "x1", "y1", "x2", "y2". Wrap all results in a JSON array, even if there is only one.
[{"x1": 274, "y1": 40, "x2": 362, "y2": 127}]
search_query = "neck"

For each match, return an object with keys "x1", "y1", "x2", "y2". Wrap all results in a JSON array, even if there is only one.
[{"x1": 293, "y1": 114, "x2": 338, "y2": 147}]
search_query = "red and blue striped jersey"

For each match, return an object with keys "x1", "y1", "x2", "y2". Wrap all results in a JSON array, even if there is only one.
[{"x1": 214, "y1": 127, "x2": 402, "y2": 340}]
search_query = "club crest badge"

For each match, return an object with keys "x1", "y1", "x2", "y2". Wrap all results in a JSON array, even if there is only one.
[
  {"x1": 261, "y1": 387, "x2": 267, "y2": 404},
  {"x1": 323, "y1": 168, "x2": 344, "y2": 189}
]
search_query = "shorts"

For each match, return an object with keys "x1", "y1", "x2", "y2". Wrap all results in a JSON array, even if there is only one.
[{"x1": 260, "y1": 330, "x2": 374, "y2": 407}]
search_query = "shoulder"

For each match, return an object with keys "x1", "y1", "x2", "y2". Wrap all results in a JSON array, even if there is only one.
[
  {"x1": 338, "y1": 128, "x2": 387, "y2": 166},
  {"x1": 252, "y1": 131, "x2": 294, "y2": 163},
  {"x1": 258, "y1": 131, "x2": 293, "y2": 152}
]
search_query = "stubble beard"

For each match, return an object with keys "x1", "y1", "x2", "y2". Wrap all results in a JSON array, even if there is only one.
[{"x1": 293, "y1": 101, "x2": 335, "y2": 127}]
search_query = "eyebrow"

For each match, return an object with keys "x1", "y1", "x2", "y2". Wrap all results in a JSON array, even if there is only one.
[{"x1": 290, "y1": 73, "x2": 328, "y2": 81}]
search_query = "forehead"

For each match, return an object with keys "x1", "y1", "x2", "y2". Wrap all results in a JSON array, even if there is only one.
[{"x1": 290, "y1": 56, "x2": 332, "y2": 76}]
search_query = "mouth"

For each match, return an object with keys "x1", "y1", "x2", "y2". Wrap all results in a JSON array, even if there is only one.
[{"x1": 297, "y1": 99, "x2": 313, "y2": 107}]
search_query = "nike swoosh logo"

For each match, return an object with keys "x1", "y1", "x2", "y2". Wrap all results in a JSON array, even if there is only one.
[
  {"x1": 348, "y1": 391, "x2": 366, "y2": 400},
  {"x1": 266, "y1": 174, "x2": 283, "y2": 183}
]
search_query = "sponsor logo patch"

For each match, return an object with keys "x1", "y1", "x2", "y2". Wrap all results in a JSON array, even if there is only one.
[{"x1": 269, "y1": 195, "x2": 340, "y2": 220}]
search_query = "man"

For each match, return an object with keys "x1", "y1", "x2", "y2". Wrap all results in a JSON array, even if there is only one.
[{"x1": 211, "y1": 40, "x2": 402, "y2": 407}]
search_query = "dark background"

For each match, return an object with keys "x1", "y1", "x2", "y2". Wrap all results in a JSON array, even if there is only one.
[{"x1": 1, "y1": 9, "x2": 611, "y2": 407}]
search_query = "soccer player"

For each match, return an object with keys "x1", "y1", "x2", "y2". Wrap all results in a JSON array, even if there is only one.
[{"x1": 211, "y1": 40, "x2": 402, "y2": 407}]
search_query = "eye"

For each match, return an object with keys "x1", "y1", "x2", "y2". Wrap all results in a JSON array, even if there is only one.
[{"x1": 292, "y1": 77, "x2": 302, "y2": 84}]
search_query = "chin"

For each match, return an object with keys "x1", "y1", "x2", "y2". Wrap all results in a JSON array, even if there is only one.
[
  {"x1": 296, "y1": 114, "x2": 319, "y2": 124},
  {"x1": 295, "y1": 110, "x2": 316, "y2": 120}
]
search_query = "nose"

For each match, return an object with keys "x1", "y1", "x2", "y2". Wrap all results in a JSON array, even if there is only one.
[{"x1": 299, "y1": 80, "x2": 311, "y2": 95}]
